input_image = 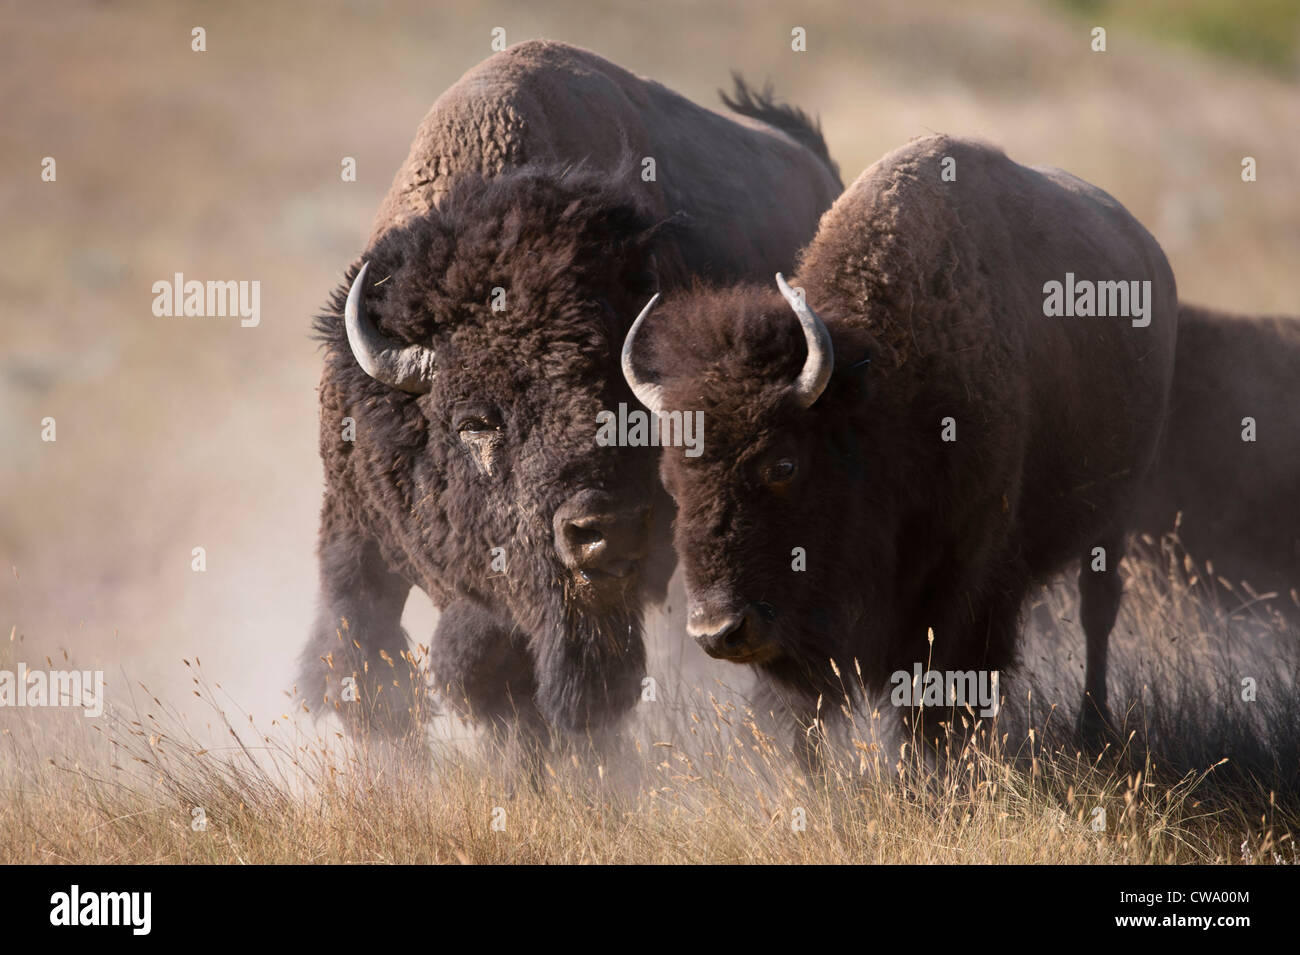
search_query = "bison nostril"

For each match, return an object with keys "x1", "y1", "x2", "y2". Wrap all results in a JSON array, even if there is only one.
[
  {"x1": 554, "y1": 492, "x2": 648, "y2": 579},
  {"x1": 694, "y1": 615, "x2": 744, "y2": 656},
  {"x1": 691, "y1": 604, "x2": 778, "y2": 662}
]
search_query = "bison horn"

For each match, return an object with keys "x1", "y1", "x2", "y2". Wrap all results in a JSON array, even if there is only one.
[
  {"x1": 776, "y1": 273, "x2": 833, "y2": 408},
  {"x1": 621, "y1": 293, "x2": 666, "y2": 417},
  {"x1": 344, "y1": 261, "x2": 436, "y2": 394}
]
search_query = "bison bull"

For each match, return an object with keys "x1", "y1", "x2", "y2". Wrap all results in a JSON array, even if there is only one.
[
  {"x1": 298, "y1": 40, "x2": 841, "y2": 743},
  {"x1": 623, "y1": 134, "x2": 1178, "y2": 756},
  {"x1": 1134, "y1": 304, "x2": 1300, "y2": 624}
]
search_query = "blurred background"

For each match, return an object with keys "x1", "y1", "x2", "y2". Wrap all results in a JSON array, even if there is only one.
[{"x1": 2, "y1": 0, "x2": 1297, "y2": 732}]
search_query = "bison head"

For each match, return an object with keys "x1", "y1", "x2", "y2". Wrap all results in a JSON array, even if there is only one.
[
  {"x1": 316, "y1": 165, "x2": 680, "y2": 733},
  {"x1": 622, "y1": 276, "x2": 894, "y2": 700}
]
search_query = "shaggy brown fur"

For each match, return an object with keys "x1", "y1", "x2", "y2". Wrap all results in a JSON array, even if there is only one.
[
  {"x1": 300, "y1": 41, "x2": 842, "y2": 742},
  {"x1": 632, "y1": 135, "x2": 1178, "y2": 753},
  {"x1": 310, "y1": 168, "x2": 672, "y2": 737},
  {"x1": 370, "y1": 41, "x2": 842, "y2": 278},
  {"x1": 1135, "y1": 304, "x2": 1300, "y2": 623}
]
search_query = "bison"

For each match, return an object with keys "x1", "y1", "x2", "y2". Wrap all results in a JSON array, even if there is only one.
[
  {"x1": 622, "y1": 134, "x2": 1178, "y2": 756},
  {"x1": 298, "y1": 40, "x2": 841, "y2": 744},
  {"x1": 1134, "y1": 304, "x2": 1300, "y2": 624}
]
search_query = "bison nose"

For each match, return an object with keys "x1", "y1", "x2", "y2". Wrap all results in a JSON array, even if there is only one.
[
  {"x1": 554, "y1": 490, "x2": 649, "y2": 579},
  {"x1": 689, "y1": 604, "x2": 775, "y2": 662}
]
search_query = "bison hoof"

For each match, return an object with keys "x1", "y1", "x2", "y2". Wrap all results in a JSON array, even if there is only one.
[{"x1": 1075, "y1": 698, "x2": 1119, "y2": 752}]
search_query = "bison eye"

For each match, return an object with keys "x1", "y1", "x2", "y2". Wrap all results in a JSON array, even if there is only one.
[
  {"x1": 763, "y1": 457, "x2": 798, "y2": 489},
  {"x1": 457, "y1": 417, "x2": 500, "y2": 435},
  {"x1": 453, "y1": 406, "x2": 502, "y2": 436}
]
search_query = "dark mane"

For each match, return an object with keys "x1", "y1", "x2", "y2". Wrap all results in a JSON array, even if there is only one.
[{"x1": 313, "y1": 160, "x2": 683, "y2": 349}]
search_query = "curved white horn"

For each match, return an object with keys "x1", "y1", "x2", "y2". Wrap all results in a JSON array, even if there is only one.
[
  {"x1": 620, "y1": 293, "x2": 666, "y2": 416},
  {"x1": 344, "y1": 261, "x2": 437, "y2": 394},
  {"x1": 775, "y1": 273, "x2": 833, "y2": 408}
]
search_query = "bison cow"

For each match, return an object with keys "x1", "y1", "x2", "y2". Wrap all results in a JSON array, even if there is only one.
[
  {"x1": 1134, "y1": 304, "x2": 1300, "y2": 624},
  {"x1": 622, "y1": 134, "x2": 1178, "y2": 756},
  {"x1": 298, "y1": 40, "x2": 842, "y2": 744}
]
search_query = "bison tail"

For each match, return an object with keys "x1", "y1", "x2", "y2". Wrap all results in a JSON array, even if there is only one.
[{"x1": 720, "y1": 73, "x2": 842, "y2": 189}]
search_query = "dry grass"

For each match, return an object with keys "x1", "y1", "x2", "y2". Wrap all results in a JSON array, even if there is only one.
[{"x1": 3, "y1": 528, "x2": 1297, "y2": 864}]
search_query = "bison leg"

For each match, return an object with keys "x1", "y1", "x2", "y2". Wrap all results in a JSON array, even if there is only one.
[
  {"x1": 428, "y1": 599, "x2": 546, "y2": 740},
  {"x1": 1076, "y1": 531, "x2": 1124, "y2": 744},
  {"x1": 745, "y1": 680, "x2": 827, "y2": 774},
  {"x1": 899, "y1": 565, "x2": 1026, "y2": 757},
  {"x1": 299, "y1": 529, "x2": 421, "y2": 740},
  {"x1": 428, "y1": 600, "x2": 553, "y2": 786},
  {"x1": 791, "y1": 697, "x2": 831, "y2": 776}
]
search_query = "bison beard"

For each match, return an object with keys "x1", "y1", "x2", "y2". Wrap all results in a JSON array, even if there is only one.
[
  {"x1": 425, "y1": 592, "x2": 646, "y2": 738},
  {"x1": 532, "y1": 594, "x2": 645, "y2": 734}
]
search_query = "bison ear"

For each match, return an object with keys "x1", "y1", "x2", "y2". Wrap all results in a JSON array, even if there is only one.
[
  {"x1": 847, "y1": 352, "x2": 872, "y2": 374},
  {"x1": 625, "y1": 211, "x2": 689, "y2": 290},
  {"x1": 832, "y1": 327, "x2": 881, "y2": 400},
  {"x1": 614, "y1": 254, "x2": 658, "y2": 300},
  {"x1": 644, "y1": 253, "x2": 661, "y2": 293},
  {"x1": 620, "y1": 240, "x2": 677, "y2": 298}
]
